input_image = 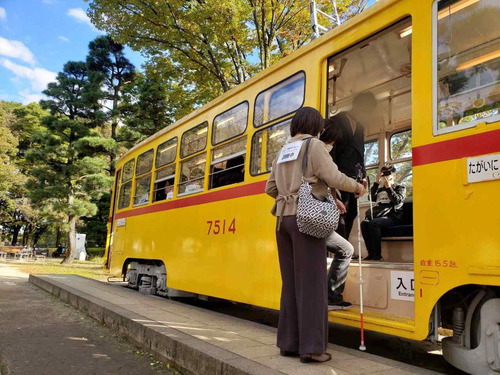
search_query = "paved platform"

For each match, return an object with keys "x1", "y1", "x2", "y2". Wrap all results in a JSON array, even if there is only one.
[{"x1": 29, "y1": 274, "x2": 438, "y2": 375}]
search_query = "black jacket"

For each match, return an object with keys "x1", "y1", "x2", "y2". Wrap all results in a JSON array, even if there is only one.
[
  {"x1": 367, "y1": 182, "x2": 406, "y2": 221},
  {"x1": 330, "y1": 112, "x2": 365, "y2": 179}
]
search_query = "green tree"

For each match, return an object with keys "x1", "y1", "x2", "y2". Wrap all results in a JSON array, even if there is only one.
[
  {"x1": 86, "y1": 35, "x2": 136, "y2": 175},
  {"x1": 27, "y1": 61, "x2": 115, "y2": 264},
  {"x1": 87, "y1": 0, "x2": 366, "y2": 110}
]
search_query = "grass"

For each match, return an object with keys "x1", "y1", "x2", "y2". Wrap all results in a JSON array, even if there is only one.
[{"x1": 12, "y1": 257, "x2": 111, "y2": 281}]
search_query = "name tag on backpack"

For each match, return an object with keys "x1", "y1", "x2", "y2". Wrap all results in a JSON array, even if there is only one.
[{"x1": 277, "y1": 141, "x2": 303, "y2": 164}]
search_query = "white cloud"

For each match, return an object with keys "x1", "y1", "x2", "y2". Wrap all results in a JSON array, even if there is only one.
[
  {"x1": 0, "y1": 7, "x2": 6, "y2": 21},
  {"x1": 19, "y1": 90, "x2": 45, "y2": 104},
  {"x1": 0, "y1": 58, "x2": 56, "y2": 91},
  {"x1": 58, "y1": 35, "x2": 69, "y2": 42},
  {"x1": 67, "y1": 8, "x2": 93, "y2": 28},
  {"x1": 0, "y1": 36, "x2": 36, "y2": 65}
]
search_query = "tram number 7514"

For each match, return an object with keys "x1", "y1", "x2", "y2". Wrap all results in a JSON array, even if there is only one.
[{"x1": 207, "y1": 219, "x2": 236, "y2": 235}]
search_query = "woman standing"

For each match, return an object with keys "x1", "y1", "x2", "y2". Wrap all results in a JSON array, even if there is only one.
[{"x1": 265, "y1": 107, "x2": 365, "y2": 363}]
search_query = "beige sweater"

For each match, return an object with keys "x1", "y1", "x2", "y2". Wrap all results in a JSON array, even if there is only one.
[{"x1": 265, "y1": 134, "x2": 362, "y2": 217}]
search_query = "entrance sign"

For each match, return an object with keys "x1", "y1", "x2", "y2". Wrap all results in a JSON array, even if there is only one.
[
  {"x1": 467, "y1": 154, "x2": 500, "y2": 184},
  {"x1": 277, "y1": 141, "x2": 303, "y2": 164},
  {"x1": 390, "y1": 271, "x2": 414, "y2": 301}
]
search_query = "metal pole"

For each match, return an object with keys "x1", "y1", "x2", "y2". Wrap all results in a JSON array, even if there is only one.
[
  {"x1": 310, "y1": 0, "x2": 320, "y2": 40},
  {"x1": 331, "y1": 0, "x2": 341, "y2": 26},
  {"x1": 357, "y1": 198, "x2": 366, "y2": 351}
]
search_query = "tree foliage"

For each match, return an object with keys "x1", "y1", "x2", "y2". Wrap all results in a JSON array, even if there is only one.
[
  {"x1": 87, "y1": 35, "x2": 136, "y2": 175},
  {"x1": 88, "y1": 0, "x2": 367, "y2": 109},
  {"x1": 27, "y1": 61, "x2": 115, "y2": 263}
]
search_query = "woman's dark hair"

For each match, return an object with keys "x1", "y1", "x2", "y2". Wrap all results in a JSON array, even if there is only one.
[
  {"x1": 320, "y1": 116, "x2": 345, "y2": 144},
  {"x1": 290, "y1": 107, "x2": 324, "y2": 137}
]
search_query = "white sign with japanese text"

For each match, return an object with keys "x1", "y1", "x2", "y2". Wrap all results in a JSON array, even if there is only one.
[
  {"x1": 467, "y1": 154, "x2": 500, "y2": 184},
  {"x1": 390, "y1": 271, "x2": 414, "y2": 301},
  {"x1": 277, "y1": 140, "x2": 303, "y2": 164},
  {"x1": 116, "y1": 218, "x2": 126, "y2": 227}
]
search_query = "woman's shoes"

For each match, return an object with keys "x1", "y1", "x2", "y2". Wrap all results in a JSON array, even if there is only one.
[
  {"x1": 300, "y1": 353, "x2": 332, "y2": 363},
  {"x1": 280, "y1": 349, "x2": 299, "y2": 357}
]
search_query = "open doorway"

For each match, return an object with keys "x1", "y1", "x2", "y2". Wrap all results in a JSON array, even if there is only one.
[{"x1": 327, "y1": 18, "x2": 413, "y2": 264}]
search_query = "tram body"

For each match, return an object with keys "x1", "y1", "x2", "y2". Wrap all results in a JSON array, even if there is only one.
[{"x1": 105, "y1": 0, "x2": 500, "y2": 372}]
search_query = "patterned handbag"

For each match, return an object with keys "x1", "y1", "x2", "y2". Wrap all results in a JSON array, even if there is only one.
[{"x1": 296, "y1": 138, "x2": 340, "y2": 238}]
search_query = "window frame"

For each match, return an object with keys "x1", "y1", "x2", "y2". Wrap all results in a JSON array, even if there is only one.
[
  {"x1": 432, "y1": 0, "x2": 500, "y2": 136},
  {"x1": 155, "y1": 137, "x2": 178, "y2": 169},
  {"x1": 389, "y1": 128, "x2": 412, "y2": 163},
  {"x1": 153, "y1": 163, "x2": 176, "y2": 203},
  {"x1": 132, "y1": 173, "x2": 152, "y2": 207},
  {"x1": 212, "y1": 101, "x2": 249, "y2": 146},
  {"x1": 180, "y1": 121, "x2": 208, "y2": 158},
  {"x1": 364, "y1": 138, "x2": 380, "y2": 168},
  {"x1": 250, "y1": 117, "x2": 293, "y2": 176},
  {"x1": 177, "y1": 152, "x2": 207, "y2": 197},
  {"x1": 118, "y1": 180, "x2": 133, "y2": 210},
  {"x1": 121, "y1": 159, "x2": 135, "y2": 183},
  {"x1": 135, "y1": 148, "x2": 154, "y2": 176},
  {"x1": 253, "y1": 71, "x2": 306, "y2": 128}
]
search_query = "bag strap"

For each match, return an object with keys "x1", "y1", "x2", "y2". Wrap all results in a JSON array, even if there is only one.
[{"x1": 301, "y1": 137, "x2": 313, "y2": 179}]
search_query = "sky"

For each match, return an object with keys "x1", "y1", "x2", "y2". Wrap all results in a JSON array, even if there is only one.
[{"x1": 0, "y1": 0, "x2": 145, "y2": 104}]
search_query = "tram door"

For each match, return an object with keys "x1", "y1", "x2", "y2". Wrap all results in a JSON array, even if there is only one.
[
  {"x1": 106, "y1": 169, "x2": 121, "y2": 269},
  {"x1": 326, "y1": 18, "x2": 414, "y2": 319}
]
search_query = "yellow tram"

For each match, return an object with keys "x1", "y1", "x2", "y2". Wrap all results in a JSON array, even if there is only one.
[{"x1": 104, "y1": 0, "x2": 500, "y2": 372}]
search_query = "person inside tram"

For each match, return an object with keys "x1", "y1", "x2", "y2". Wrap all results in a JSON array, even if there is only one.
[
  {"x1": 320, "y1": 117, "x2": 355, "y2": 309},
  {"x1": 265, "y1": 107, "x2": 365, "y2": 363},
  {"x1": 361, "y1": 164, "x2": 406, "y2": 261},
  {"x1": 217, "y1": 155, "x2": 245, "y2": 187},
  {"x1": 331, "y1": 92, "x2": 377, "y2": 253}
]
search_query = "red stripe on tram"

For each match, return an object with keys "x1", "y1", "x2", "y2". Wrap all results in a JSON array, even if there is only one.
[
  {"x1": 111, "y1": 180, "x2": 268, "y2": 221},
  {"x1": 412, "y1": 129, "x2": 500, "y2": 167}
]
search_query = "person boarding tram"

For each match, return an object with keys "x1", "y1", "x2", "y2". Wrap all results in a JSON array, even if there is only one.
[
  {"x1": 331, "y1": 92, "x2": 377, "y2": 248},
  {"x1": 320, "y1": 117, "x2": 356, "y2": 309},
  {"x1": 265, "y1": 107, "x2": 365, "y2": 363},
  {"x1": 361, "y1": 164, "x2": 406, "y2": 261}
]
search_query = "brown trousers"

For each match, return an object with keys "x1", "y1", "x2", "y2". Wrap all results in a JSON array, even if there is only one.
[{"x1": 276, "y1": 216, "x2": 328, "y2": 355}]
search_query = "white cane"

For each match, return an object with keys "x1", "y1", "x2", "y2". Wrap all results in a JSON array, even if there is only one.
[{"x1": 356, "y1": 196, "x2": 366, "y2": 351}]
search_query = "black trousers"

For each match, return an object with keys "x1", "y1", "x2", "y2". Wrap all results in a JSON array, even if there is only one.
[
  {"x1": 337, "y1": 191, "x2": 358, "y2": 240},
  {"x1": 276, "y1": 216, "x2": 328, "y2": 355},
  {"x1": 361, "y1": 216, "x2": 398, "y2": 258}
]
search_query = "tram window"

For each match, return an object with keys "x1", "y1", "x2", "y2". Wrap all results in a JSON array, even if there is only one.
[
  {"x1": 122, "y1": 159, "x2": 135, "y2": 182},
  {"x1": 364, "y1": 139, "x2": 379, "y2": 167},
  {"x1": 435, "y1": 0, "x2": 500, "y2": 134},
  {"x1": 133, "y1": 174, "x2": 152, "y2": 206},
  {"x1": 250, "y1": 118, "x2": 291, "y2": 175},
  {"x1": 390, "y1": 130, "x2": 413, "y2": 198},
  {"x1": 156, "y1": 138, "x2": 177, "y2": 168},
  {"x1": 213, "y1": 102, "x2": 248, "y2": 145},
  {"x1": 254, "y1": 72, "x2": 305, "y2": 127},
  {"x1": 210, "y1": 137, "x2": 246, "y2": 189},
  {"x1": 118, "y1": 181, "x2": 132, "y2": 209},
  {"x1": 390, "y1": 130, "x2": 412, "y2": 160},
  {"x1": 153, "y1": 164, "x2": 175, "y2": 202},
  {"x1": 181, "y1": 122, "x2": 208, "y2": 158},
  {"x1": 178, "y1": 153, "x2": 206, "y2": 196},
  {"x1": 136, "y1": 149, "x2": 153, "y2": 176},
  {"x1": 327, "y1": 19, "x2": 412, "y2": 133}
]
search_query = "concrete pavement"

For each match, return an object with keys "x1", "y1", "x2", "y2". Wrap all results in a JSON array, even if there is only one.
[
  {"x1": 29, "y1": 273, "x2": 440, "y2": 375},
  {"x1": 0, "y1": 264, "x2": 178, "y2": 375}
]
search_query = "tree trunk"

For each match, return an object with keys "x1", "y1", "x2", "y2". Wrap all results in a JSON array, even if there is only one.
[
  {"x1": 11, "y1": 225, "x2": 21, "y2": 245},
  {"x1": 55, "y1": 227, "x2": 61, "y2": 247},
  {"x1": 62, "y1": 215, "x2": 77, "y2": 265}
]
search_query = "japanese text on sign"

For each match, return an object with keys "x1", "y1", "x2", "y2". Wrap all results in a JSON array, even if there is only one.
[
  {"x1": 277, "y1": 141, "x2": 303, "y2": 164},
  {"x1": 390, "y1": 271, "x2": 414, "y2": 301}
]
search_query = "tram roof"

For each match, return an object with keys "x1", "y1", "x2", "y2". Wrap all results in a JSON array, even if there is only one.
[{"x1": 120, "y1": 0, "x2": 395, "y2": 162}]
